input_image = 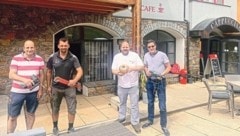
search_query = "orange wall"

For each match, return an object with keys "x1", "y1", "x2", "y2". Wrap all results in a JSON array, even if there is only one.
[{"x1": 238, "y1": 0, "x2": 240, "y2": 22}]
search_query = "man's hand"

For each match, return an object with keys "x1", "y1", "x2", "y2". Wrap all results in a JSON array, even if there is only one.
[
  {"x1": 37, "y1": 90, "x2": 43, "y2": 100},
  {"x1": 47, "y1": 87, "x2": 52, "y2": 97}
]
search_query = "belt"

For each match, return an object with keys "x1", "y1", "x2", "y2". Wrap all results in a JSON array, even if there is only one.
[{"x1": 148, "y1": 77, "x2": 165, "y2": 82}]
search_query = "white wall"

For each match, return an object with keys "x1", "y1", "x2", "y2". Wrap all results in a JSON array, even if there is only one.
[
  {"x1": 189, "y1": 0, "x2": 237, "y2": 28},
  {"x1": 113, "y1": 0, "x2": 185, "y2": 21}
]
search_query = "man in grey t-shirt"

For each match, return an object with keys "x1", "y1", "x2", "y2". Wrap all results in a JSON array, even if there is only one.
[{"x1": 142, "y1": 39, "x2": 171, "y2": 136}]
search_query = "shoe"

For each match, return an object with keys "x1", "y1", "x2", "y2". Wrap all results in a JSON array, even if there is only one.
[
  {"x1": 68, "y1": 127, "x2": 75, "y2": 133},
  {"x1": 118, "y1": 118, "x2": 126, "y2": 123},
  {"x1": 142, "y1": 121, "x2": 153, "y2": 128},
  {"x1": 132, "y1": 123, "x2": 141, "y2": 134},
  {"x1": 52, "y1": 127, "x2": 59, "y2": 136},
  {"x1": 162, "y1": 127, "x2": 170, "y2": 136}
]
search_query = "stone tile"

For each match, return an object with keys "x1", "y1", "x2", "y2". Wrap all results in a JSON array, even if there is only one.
[
  {"x1": 99, "y1": 107, "x2": 118, "y2": 119},
  {"x1": 76, "y1": 107, "x2": 107, "y2": 124},
  {"x1": 126, "y1": 124, "x2": 160, "y2": 136},
  {"x1": 85, "y1": 95, "x2": 112, "y2": 110}
]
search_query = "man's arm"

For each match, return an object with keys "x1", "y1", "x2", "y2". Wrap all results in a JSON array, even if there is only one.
[
  {"x1": 46, "y1": 69, "x2": 52, "y2": 94},
  {"x1": 37, "y1": 69, "x2": 45, "y2": 99},
  {"x1": 9, "y1": 68, "x2": 34, "y2": 87},
  {"x1": 69, "y1": 67, "x2": 83, "y2": 87},
  {"x1": 161, "y1": 62, "x2": 171, "y2": 76}
]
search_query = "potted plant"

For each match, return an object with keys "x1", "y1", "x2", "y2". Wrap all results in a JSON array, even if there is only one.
[{"x1": 139, "y1": 71, "x2": 148, "y2": 103}]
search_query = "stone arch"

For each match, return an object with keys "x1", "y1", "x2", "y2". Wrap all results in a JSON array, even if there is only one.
[
  {"x1": 47, "y1": 15, "x2": 126, "y2": 38},
  {"x1": 142, "y1": 21, "x2": 187, "y2": 39}
]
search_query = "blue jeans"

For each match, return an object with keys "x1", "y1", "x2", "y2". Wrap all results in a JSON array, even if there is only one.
[{"x1": 146, "y1": 78, "x2": 167, "y2": 128}]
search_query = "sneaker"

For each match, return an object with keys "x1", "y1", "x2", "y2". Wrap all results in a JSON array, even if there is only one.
[
  {"x1": 68, "y1": 127, "x2": 75, "y2": 133},
  {"x1": 162, "y1": 127, "x2": 170, "y2": 136},
  {"x1": 142, "y1": 121, "x2": 153, "y2": 128},
  {"x1": 52, "y1": 127, "x2": 59, "y2": 136},
  {"x1": 118, "y1": 118, "x2": 126, "y2": 123},
  {"x1": 132, "y1": 123, "x2": 141, "y2": 134}
]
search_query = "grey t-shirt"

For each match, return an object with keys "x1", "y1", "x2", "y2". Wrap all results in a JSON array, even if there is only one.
[{"x1": 144, "y1": 51, "x2": 169, "y2": 75}]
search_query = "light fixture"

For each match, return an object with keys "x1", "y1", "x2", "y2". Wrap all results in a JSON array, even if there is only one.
[
  {"x1": 128, "y1": 5, "x2": 132, "y2": 11},
  {"x1": 234, "y1": 46, "x2": 238, "y2": 52}
]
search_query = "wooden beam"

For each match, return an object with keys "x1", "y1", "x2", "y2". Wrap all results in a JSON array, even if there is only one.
[
  {"x1": 0, "y1": 0, "x2": 128, "y2": 14},
  {"x1": 92, "y1": 0, "x2": 135, "y2": 5}
]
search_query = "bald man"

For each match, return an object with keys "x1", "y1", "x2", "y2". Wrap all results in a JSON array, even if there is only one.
[{"x1": 7, "y1": 40, "x2": 45, "y2": 133}]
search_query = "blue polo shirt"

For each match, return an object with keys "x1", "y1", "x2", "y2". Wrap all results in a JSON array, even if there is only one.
[{"x1": 47, "y1": 51, "x2": 81, "y2": 89}]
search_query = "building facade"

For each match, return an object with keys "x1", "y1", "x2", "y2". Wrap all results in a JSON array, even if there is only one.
[
  {"x1": 0, "y1": 0, "x2": 239, "y2": 94},
  {"x1": 189, "y1": 0, "x2": 240, "y2": 75}
]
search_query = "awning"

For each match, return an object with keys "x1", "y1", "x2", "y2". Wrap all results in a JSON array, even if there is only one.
[
  {"x1": 0, "y1": 0, "x2": 135, "y2": 14},
  {"x1": 190, "y1": 17, "x2": 240, "y2": 38}
]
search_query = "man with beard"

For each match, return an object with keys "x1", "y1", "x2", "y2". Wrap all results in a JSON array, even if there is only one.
[
  {"x1": 111, "y1": 40, "x2": 144, "y2": 134},
  {"x1": 46, "y1": 37, "x2": 83, "y2": 135}
]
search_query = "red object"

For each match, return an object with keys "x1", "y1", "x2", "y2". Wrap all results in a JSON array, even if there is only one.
[
  {"x1": 200, "y1": 53, "x2": 203, "y2": 58},
  {"x1": 54, "y1": 76, "x2": 81, "y2": 89},
  {"x1": 208, "y1": 54, "x2": 218, "y2": 59},
  {"x1": 179, "y1": 69, "x2": 187, "y2": 84},
  {"x1": 170, "y1": 63, "x2": 180, "y2": 74}
]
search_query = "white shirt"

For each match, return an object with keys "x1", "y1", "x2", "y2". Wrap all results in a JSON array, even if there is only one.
[{"x1": 112, "y1": 51, "x2": 144, "y2": 88}]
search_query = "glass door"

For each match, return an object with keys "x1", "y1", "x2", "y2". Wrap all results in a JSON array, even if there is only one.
[{"x1": 221, "y1": 40, "x2": 240, "y2": 74}]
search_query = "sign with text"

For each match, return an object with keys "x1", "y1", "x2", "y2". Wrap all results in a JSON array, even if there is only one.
[
  {"x1": 113, "y1": 0, "x2": 184, "y2": 21},
  {"x1": 204, "y1": 54, "x2": 222, "y2": 82}
]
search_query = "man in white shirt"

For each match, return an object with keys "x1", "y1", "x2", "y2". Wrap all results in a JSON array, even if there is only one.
[{"x1": 111, "y1": 40, "x2": 144, "y2": 134}]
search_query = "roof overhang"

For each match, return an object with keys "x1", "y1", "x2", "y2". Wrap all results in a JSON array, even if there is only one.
[
  {"x1": 0, "y1": 0, "x2": 135, "y2": 14},
  {"x1": 190, "y1": 17, "x2": 240, "y2": 38}
]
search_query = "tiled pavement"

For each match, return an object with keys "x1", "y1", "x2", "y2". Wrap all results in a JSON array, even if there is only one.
[{"x1": 1, "y1": 81, "x2": 240, "y2": 136}]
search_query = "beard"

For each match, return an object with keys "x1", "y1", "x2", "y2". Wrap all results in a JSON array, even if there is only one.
[{"x1": 60, "y1": 49, "x2": 67, "y2": 54}]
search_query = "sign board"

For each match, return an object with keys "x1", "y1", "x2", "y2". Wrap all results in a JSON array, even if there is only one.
[{"x1": 203, "y1": 54, "x2": 222, "y2": 82}]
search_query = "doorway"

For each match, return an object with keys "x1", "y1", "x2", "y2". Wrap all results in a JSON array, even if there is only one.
[{"x1": 54, "y1": 26, "x2": 114, "y2": 82}]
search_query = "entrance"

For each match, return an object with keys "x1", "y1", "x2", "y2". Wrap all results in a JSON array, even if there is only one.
[
  {"x1": 54, "y1": 26, "x2": 114, "y2": 82},
  {"x1": 201, "y1": 39, "x2": 240, "y2": 75}
]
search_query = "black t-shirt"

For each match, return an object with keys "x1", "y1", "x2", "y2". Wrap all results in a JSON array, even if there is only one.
[{"x1": 47, "y1": 51, "x2": 81, "y2": 89}]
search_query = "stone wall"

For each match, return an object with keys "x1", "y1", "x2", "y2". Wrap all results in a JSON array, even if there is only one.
[
  {"x1": 0, "y1": 4, "x2": 193, "y2": 96},
  {"x1": 0, "y1": 4, "x2": 132, "y2": 95},
  {"x1": 188, "y1": 38, "x2": 201, "y2": 75}
]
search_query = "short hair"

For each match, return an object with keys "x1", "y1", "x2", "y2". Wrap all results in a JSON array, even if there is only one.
[
  {"x1": 119, "y1": 40, "x2": 129, "y2": 49},
  {"x1": 147, "y1": 39, "x2": 156, "y2": 46},
  {"x1": 58, "y1": 37, "x2": 69, "y2": 43}
]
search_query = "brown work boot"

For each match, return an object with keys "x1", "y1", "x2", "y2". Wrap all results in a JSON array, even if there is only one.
[{"x1": 132, "y1": 123, "x2": 141, "y2": 134}]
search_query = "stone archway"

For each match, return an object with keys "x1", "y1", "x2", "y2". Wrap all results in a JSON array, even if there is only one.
[{"x1": 142, "y1": 21, "x2": 187, "y2": 69}]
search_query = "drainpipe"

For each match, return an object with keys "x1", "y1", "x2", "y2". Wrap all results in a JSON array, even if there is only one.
[
  {"x1": 185, "y1": 20, "x2": 190, "y2": 75},
  {"x1": 184, "y1": 0, "x2": 190, "y2": 74}
]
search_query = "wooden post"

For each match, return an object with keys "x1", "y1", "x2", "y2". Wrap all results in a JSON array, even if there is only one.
[{"x1": 131, "y1": 0, "x2": 141, "y2": 54}]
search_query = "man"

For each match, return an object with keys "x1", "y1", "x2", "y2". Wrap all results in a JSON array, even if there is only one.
[
  {"x1": 142, "y1": 39, "x2": 171, "y2": 136},
  {"x1": 7, "y1": 40, "x2": 45, "y2": 133},
  {"x1": 111, "y1": 40, "x2": 144, "y2": 134},
  {"x1": 46, "y1": 37, "x2": 83, "y2": 135}
]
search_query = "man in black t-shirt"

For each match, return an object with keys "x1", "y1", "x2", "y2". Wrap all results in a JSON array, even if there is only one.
[{"x1": 46, "y1": 37, "x2": 83, "y2": 135}]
